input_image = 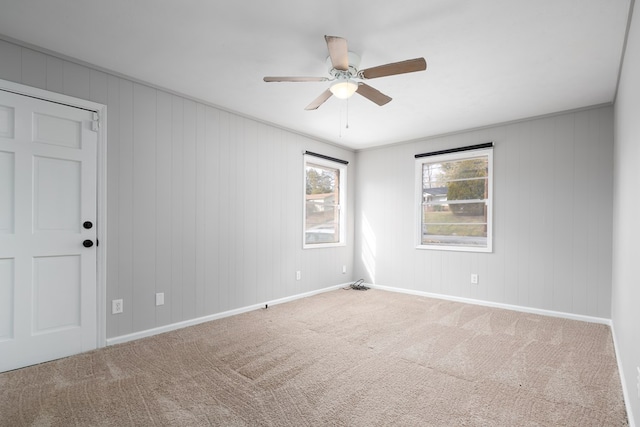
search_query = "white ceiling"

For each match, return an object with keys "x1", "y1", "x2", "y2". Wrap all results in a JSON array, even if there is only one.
[{"x1": 0, "y1": 0, "x2": 631, "y2": 150}]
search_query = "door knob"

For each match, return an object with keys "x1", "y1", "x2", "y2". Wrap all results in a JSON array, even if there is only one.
[
  {"x1": 83, "y1": 221, "x2": 93, "y2": 229},
  {"x1": 83, "y1": 240, "x2": 94, "y2": 248}
]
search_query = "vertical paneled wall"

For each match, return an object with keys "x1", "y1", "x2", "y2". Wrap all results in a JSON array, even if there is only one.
[
  {"x1": 612, "y1": 0, "x2": 640, "y2": 422},
  {"x1": 355, "y1": 106, "x2": 614, "y2": 318},
  {"x1": 0, "y1": 39, "x2": 354, "y2": 339}
]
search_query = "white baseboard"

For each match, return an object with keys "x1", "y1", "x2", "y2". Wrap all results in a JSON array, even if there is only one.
[
  {"x1": 367, "y1": 283, "x2": 612, "y2": 325},
  {"x1": 108, "y1": 282, "x2": 612, "y2": 347},
  {"x1": 106, "y1": 283, "x2": 345, "y2": 346},
  {"x1": 610, "y1": 322, "x2": 636, "y2": 427}
]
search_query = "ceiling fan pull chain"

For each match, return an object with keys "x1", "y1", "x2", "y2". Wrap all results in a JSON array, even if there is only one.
[{"x1": 346, "y1": 97, "x2": 350, "y2": 130}]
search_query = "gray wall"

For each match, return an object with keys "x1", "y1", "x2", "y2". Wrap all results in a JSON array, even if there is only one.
[
  {"x1": 612, "y1": 1, "x2": 640, "y2": 423},
  {"x1": 0, "y1": 39, "x2": 355, "y2": 339},
  {"x1": 354, "y1": 106, "x2": 614, "y2": 319}
]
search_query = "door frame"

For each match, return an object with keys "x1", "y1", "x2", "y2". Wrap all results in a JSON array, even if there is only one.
[{"x1": 0, "y1": 78, "x2": 108, "y2": 349}]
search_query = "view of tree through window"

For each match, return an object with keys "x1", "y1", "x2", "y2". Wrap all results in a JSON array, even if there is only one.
[
  {"x1": 305, "y1": 162, "x2": 340, "y2": 245},
  {"x1": 418, "y1": 150, "x2": 492, "y2": 251}
]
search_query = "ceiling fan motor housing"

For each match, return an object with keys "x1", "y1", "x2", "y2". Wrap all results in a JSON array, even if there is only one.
[{"x1": 326, "y1": 52, "x2": 361, "y2": 80}]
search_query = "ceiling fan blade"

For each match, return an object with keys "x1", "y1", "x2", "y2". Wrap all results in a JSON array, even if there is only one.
[
  {"x1": 305, "y1": 89, "x2": 333, "y2": 110},
  {"x1": 263, "y1": 76, "x2": 329, "y2": 82},
  {"x1": 325, "y1": 35, "x2": 349, "y2": 71},
  {"x1": 356, "y1": 83, "x2": 392, "y2": 106},
  {"x1": 359, "y1": 58, "x2": 427, "y2": 79}
]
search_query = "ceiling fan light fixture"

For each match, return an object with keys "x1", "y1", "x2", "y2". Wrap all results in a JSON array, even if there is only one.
[{"x1": 330, "y1": 80, "x2": 358, "y2": 99}]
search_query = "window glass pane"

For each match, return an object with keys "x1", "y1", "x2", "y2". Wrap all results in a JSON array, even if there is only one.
[
  {"x1": 446, "y1": 177, "x2": 487, "y2": 202},
  {"x1": 421, "y1": 225, "x2": 488, "y2": 247},
  {"x1": 305, "y1": 163, "x2": 339, "y2": 244},
  {"x1": 418, "y1": 149, "x2": 492, "y2": 251},
  {"x1": 422, "y1": 203, "x2": 487, "y2": 243},
  {"x1": 422, "y1": 162, "x2": 446, "y2": 189}
]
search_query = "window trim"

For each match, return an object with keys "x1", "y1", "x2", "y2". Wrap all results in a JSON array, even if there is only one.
[
  {"x1": 303, "y1": 154, "x2": 347, "y2": 249},
  {"x1": 415, "y1": 147, "x2": 493, "y2": 253}
]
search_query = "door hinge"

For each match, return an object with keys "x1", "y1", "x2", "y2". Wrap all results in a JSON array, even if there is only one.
[{"x1": 91, "y1": 112, "x2": 101, "y2": 131}]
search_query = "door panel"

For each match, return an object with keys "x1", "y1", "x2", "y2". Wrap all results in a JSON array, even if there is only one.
[
  {"x1": 33, "y1": 255, "x2": 81, "y2": 333},
  {"x1": 0, "y1": 105, "x2": 14, "y2": 138},
  {"x1": 33, "y1": 156, "x2": 81, "y2": 232},
  {"x1": 0, "y1": 258, "x2": 14, "y2": 341},
  {"x1": 0, "y1": 151, "x2": 14, "y2": 233},
  {"x1": 33, "y1": 112, "x2": 82, "y2": 149},
  {"x1": 0, "y1": 89, "x2": 97, "y2": 372}
]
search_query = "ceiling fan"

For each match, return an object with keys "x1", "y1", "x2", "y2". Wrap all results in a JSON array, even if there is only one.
[{"x1": 263, "y1": 35, "x2": 427, "y2": 110}]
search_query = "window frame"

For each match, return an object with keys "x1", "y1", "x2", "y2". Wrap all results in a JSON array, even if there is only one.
[
  {"x1": 415, "y1": 147, "x2": 493, "y2": 253},
  {"x1": 303, "y1": 154, "x2": 347, "y2": 249}
]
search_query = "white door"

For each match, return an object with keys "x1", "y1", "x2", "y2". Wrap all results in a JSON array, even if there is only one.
[{"x1": 0, "y1": 89, "x2": 97, "y2": 372}]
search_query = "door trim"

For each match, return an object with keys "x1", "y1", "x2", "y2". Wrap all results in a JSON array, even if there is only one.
[{"x1": 0, "y1": 78, "x2": 108, "y2": 349}]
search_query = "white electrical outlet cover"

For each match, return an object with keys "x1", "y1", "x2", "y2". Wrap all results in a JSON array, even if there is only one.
[{"x1": 112, "y1": 299, "x2": 123, "y2": 314}]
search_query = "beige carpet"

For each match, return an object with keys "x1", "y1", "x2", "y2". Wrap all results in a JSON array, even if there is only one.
[{"x1": 0, "y1": 289, "x2": 628, "y2": 426}]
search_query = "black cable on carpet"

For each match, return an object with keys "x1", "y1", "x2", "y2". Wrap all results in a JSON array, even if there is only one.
[{"x1": 344, "y1": 279, "x2": 369, "y2": 291}]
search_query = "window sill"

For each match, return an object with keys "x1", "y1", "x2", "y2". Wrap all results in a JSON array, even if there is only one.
[
  {"x1": 416, "y1": 244, "x2": 492, "y2": 253},
  {"x1": 304, "y1": 242, "x2": 346, "y2": 250}
]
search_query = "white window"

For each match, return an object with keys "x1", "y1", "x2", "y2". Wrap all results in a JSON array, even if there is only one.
[
  {"x1": 415, "y1": 146, "x2": 493, "y2": 252},
  {"x1": 304, "y1": 154, "x2": 347, "y2": 248}
]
